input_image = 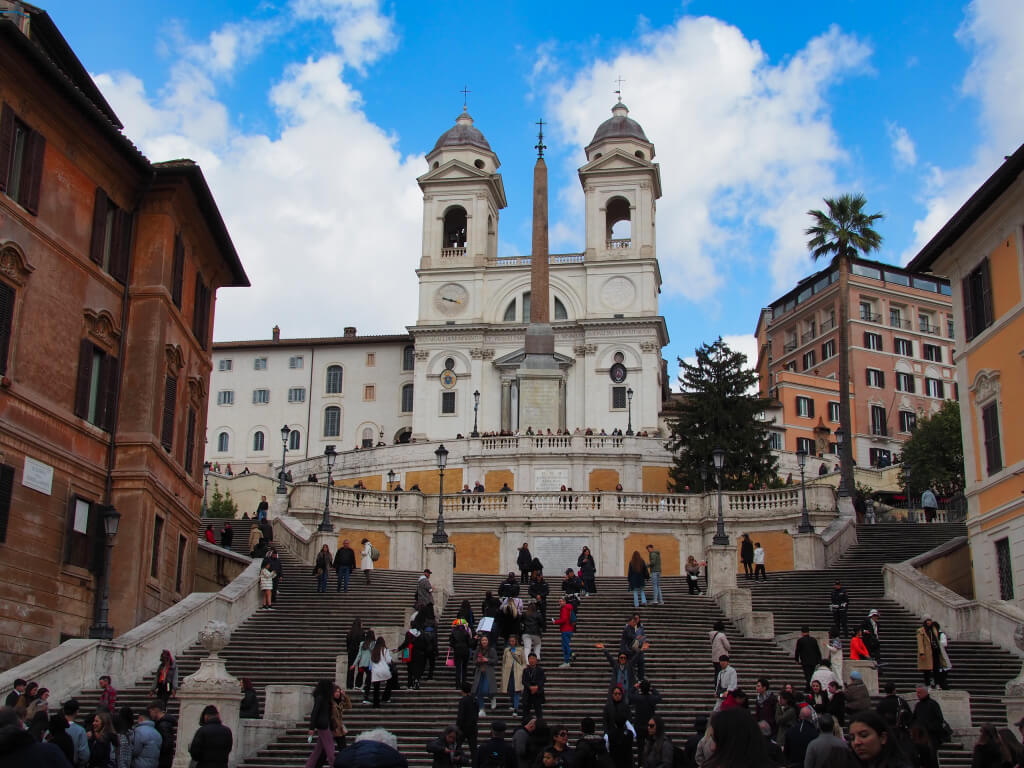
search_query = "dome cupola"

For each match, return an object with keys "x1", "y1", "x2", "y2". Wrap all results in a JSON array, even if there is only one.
[{"x1": 433, "y1": 108, "x2": 492, "y2": 153}]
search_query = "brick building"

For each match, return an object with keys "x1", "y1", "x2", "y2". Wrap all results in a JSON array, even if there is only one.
[
  {"x1": 0, "y1": 3, "x2": 247, "y2": 669},
  {"x1": 754, "y1": 257, "x2": 955, "y2": 468}
]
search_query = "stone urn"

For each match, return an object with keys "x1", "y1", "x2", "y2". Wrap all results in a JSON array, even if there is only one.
[
  {"x1": 180, "y1": 620, "x2": 238, "y2": 692},
  {"x1": 198, "y1": 620, "x2": 230, "y2": 658}
]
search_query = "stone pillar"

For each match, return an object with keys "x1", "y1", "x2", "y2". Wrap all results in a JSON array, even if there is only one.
[
  {"x1": 1003, "y1": 626, "x2": 1024, "y2": 730},
  {"x1": 501, "y1": 380, "x2": 511, "y2": 434},
  {"x1": 706, "y1": 545, "x2": 737, "y2": 597},
  {"x1": 930, "y1": 689, "x2": 972, "y2": 732},
  {"x1": 173, "y1": 621, "x2": 241, "y2": 768},
  {"x1": 425, "y1": 543, "x2": 455, "y2": 615},
  {"x1": 270, "y1": 493, "x2": 289, "y2": 520},
  {"x1": 844, "y1": 659, "x2": 879, "y2": 696},
  {"x1": 792, "y1": 533, "x2": 826, "y2": 571}
]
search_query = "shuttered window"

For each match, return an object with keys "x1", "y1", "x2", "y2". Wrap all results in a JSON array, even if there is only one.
[
  {"x1": 982, "y1": 403, "x2": 1002, "y2": 476},
  {"x1": 160, "y1": 375, "x2": 177, "y2": 452},
  {"x1": 171, "y1": 233, "x2": 184, "y2": 308},
  {"x1": 88, "y1": 188, "x2": 132, "y2": 283},
  {"x1": 962, "y1": 258, "x2": 994, "y2": 341},
  {"x1": 0, "y1": 281, "x2": 13, "y2": 376},
  {"x1": 0, "y1": 103, "x2": 45, "y2": 215},
  {"x1": 74, "y1": 340, "x2": 118, "y2": 431},
  {"x1": 192, "y1": 275, "x2": 211, "y2": 350},
  {"x1": 0, "y1": 464, "x2": 12, "y2": 543},
  {"x1": 184, "y1": 407, "x2": 197, "y2": 474}
]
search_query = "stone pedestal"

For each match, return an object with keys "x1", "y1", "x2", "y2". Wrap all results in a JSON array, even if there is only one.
[
  {"x1": 264, "y1": 684, "x2": 313, "y2": 721},
  {"x1": 173, "y1": 621, "x2": 242, "y2": 768},
  {"x1": 517, "y1": 368, "x2": 563, "y2": 432},
  {"x1": 844, "y1": 659, "x2": 879, "y2": 696},
  {"x1": 706, "y1": 545, "x2": 737, "y2": 597},
  {"x1": 792, "y1": 533, "x2": 826, "y2": 571},
  {"x1": 424, "y1": 543, "x2": 455, "y2": 615},
  {"x1": 930, "y1": 689, "x2": 972, "y2": 732},
  {"x1": 712, "y1": 587, "x2": 774, "y2": 639},
  {"x1": 270, "y1": 494, "x2": 289, "y2": 520}
]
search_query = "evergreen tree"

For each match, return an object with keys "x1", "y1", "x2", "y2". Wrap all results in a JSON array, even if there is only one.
[
  {"x1": 666, "y1": 337, "x2": 777, "y2": 491},
  {"x1": 206, "y1": 482, "x2": 238, "y2": 519},
  {"x1": 898, "y1": 400, "x2": 965, "y2": 498}
]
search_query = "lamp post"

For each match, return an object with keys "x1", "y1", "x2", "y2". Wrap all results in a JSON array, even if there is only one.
[
  {"x1": 379, "y1": 427, "x2": 384, "y2": 446},
  {"x1": 318, "y1": 444, "x2": 337, "y2": 532},
  {"x1": 88, "y1": 505, "x2": 121, "y2": 640},
  {"x1": 471, "y1": 390, "x2": 480, "y2": 438},
  {"x1": 202, "y1": 462, "x2": 211, "y2": 516},
  {"x1": 278, "y1": 424, "x2": 291, "y2": 494},
  {"x1": 834, "y1": 428, "x2": 849, "y2": 497},
  {"x1": 387, "y1": 469, "x2": 396, "y2": 491},
  {"x1": 625, "y1": 387, "x2": 634, "y2": 436},
  {"x1": 712, "y1": 447, "x2": 729, "y2": 545},
  {"x1": 433, "y1": 443, "x2": 449, "y2": 543},
  {"x1": 700, "y1": 466, "x2": 707, "y2": 494},
  {"x1": 796, "y1": 449, "x2": 813, "y2": 533}
]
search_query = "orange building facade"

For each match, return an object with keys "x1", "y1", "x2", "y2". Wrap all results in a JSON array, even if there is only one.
[
  {"x1": 908, "y1": 143, "x2": 1024, "y2": 606},
  {"x1": 755, "y1": 257, "x2": 956, "y2": 468},
  {"x1": 0, "y1": 5, "x2": 247, "y2": 669}
]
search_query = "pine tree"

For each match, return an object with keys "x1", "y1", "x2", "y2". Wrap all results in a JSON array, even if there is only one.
[
  {"x1": 898, "y1": 400, "x2": 965, "y2": 498},
  {"x1": 206, "y1": 482, "x2": 238, "y2": 519},
  {"x1": 666, "y1": 337, "x2": 777, "y2": 491}
]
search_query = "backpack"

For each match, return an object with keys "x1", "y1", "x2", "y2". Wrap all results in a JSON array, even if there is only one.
[
  {"x1": 370, "y1": 546, "x2": 380, "y2": 561},
  {"x1": 569, "y1": 607, "x2": 577, "y2": 625}
]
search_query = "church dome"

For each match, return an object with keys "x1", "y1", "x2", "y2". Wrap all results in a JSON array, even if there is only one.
[
  {"x1": 433, "y1": 109, "x2": 492, "y2": 152},
  {"x1": 589, "y1": 102, "x2": 649, "y2": 145}
]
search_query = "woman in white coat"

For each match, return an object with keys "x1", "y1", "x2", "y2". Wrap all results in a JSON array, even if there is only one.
[
  {"x1": 369, "y1": 636, "x2": 393, "y2": 707},
  {"x1": 361, "y1": 538, "x2": 373, "y2": 584}
]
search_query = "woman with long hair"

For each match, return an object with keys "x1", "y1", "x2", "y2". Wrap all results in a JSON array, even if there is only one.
[
  {"x1": 577, "y1": 546, "x2": 597, "y2": 595},
  {"x1": 603, "y1": 685, "x2": 634, "y2": 766},
  {"x1": 16, "y1": 681, "x2": 38, "y2": 710},
  {"x1": 628, "y1": 550, "x2": 649, "y2": 608},
  {"x1": 848, "y1": 710, "x2": 912, "y2": 767},
  {"x1": 353, "y1": 629, "x2": 375, "y2": 703},
  {"x1": 87, "y1": 710, "x2": 115, "y2": 767},
  {"x1": 916, "y1": 617, "x2": 943, "y2": 688},
  {"x1": 449, "y1": 618, "x2": 472, "y2": 691},
  {"x1": 685, "y1": 555, "x2": 702, "y2": 595},
  {"x1": 25, "y1": 688, "x2": 49, "y2": 720},
  {"x1": 305, "y1": 679, "x2": 335, "y2": 768},
  {"x1": 240, "y1": 678, "x2": 260, "y2": 719},
  {"x1": 972, "y1": 724, "x2": 1008, "y2": 768},
  {"x1": 471, "y1": 634, "x2": 498, "y2": 714},
  {"x1": 330, "y1": 684, "x2": 351, "y2": 751},
  {"x1": 369, "y1": 637, "x2": 394, "y2": 708},
  {"x1": 705, "y1": 707, "x2": 775, "y2": 768},
  {"x1": 345, "y1": 618, "x2": 363, "y2": 689},
  {"x1": 151, "y1": 650, "x2": 177, "y2": 704}
]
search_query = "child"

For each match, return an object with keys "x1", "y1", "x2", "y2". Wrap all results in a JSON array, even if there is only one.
[{"x1": 259, "y1": 562, "x2": 275, "y2": 610}]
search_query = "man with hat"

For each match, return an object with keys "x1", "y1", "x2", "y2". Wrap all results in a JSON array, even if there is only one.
[
  {"x1": 830, "y1": 580, "x2": 850, "y2": 637},
  {"x1": 416, "y1": 569, "x2": 433, "y2": 608},
  {"x1": 475, "y1": 720, "x2": 514, "y2": 767},
  {"x1": 864, "y1": 609, "x2": 882, "y2": 664}
]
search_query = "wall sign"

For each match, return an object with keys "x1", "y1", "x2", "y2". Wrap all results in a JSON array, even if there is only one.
[{"x1": 23, "y1": 456, "x2": 54, "y2": 496}]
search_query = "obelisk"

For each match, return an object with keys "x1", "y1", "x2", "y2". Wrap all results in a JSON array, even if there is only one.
[{"x1": 518, "y1": 120, "x2": 563, "y2": 430}]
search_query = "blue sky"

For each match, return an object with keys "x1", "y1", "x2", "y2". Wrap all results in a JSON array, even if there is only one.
[{"x1": 44, "y1": 0, "x2": 1024, "y2": 371}]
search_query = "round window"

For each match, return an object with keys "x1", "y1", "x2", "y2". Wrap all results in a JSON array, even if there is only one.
[
  {"x1": 444, "y1": 357, "x2": 455, "y2": 371},
  {"x1": 613, "y1": 352, "x2": 625, "y2": 364}
]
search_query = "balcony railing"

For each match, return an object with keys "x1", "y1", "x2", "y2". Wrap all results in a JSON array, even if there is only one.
[
  {"x1": 606, "y1": 238, "x2": 632, "y2": 250},
  {"x1": 860, "y1": 312, "x2": 882, "y2": 324},
  {"x1": 490, "y1": 254, "x2": 585, "y2": 267},
  {"x1": 800, "y1": 329, "x2": 816, "y2": 344},
  {"x1": 919, "y1": 322, "x2": 940, "y2": 335},
  {"x1": 783, "y1": 340, "x2": 797, "y2": 353},
  {"x1": 440, "y1": 247, "x2": 466, "y2": 259},
  {"x1": 889, "y1": 318, "x2": 912, "y2": 329},
  {"x1": 820, "y1": 318, "x2": 835, "y2": 332}
]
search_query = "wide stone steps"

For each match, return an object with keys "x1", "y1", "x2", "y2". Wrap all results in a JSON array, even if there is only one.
[{"x1": 199, "y1": 516, "x2": 257, "y2": 557}]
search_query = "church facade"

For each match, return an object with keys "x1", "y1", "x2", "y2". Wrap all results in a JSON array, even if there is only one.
[{"x1": 207, "y1": 103, "x2": 671, "y2": 475}]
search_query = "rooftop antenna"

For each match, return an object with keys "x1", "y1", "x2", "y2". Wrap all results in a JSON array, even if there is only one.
[
  {"x1": 614, "y1": 75, "x2": 625, "y2": 102},
  {"x1": 535, "y1": 118, "x2": 546, "y2": 159},
  {"x1": 460, "y1": 85, "x2": 471, "y2": 110}
]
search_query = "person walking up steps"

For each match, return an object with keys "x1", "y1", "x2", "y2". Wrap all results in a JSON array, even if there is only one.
[
  {"x1": 740, "y1": 533, "x2": 754, "y2": 580},
  {"x1": 314, "y1": 544, "x2": 332, "y2": 593},
  {"x1": 552, "y1": 598, "x2": 576, "y2": 668},
  {"x1": 646, "y1": 544, "x2": 664, "y2": 605},
  {"x1": 753, "y1": 541, "x2": 767, "y2": 581},
  {"x1": 709, "y1": 621, "x2": 731, "y2": 687},
  {"x1": 361, "y1": 538, "x2": 375, "y2": 584},
  {"x1": 627, "y1": 551, "x2": 649, "y2": 608}
]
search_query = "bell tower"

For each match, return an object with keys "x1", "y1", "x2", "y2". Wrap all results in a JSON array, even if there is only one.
[
  {"x1": 578, "y1": 101, "x2": 662, "y2": 262},
  {"x1": 417, "y1": 109, "x2": 506, "y2": 270}
]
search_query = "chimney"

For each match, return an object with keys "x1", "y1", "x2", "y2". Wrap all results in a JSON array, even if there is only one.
[
  {"x1": 272, "y1": 325, "x2": 280, "y2": 342},
  {"x1": 344, "y1": 327, "x2": 357, "y2": 337}
]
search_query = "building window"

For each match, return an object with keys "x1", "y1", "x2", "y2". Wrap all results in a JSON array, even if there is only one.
[
  {"x1": 925, "y1": 378, "x2": 944, "y2": 399},
  {"x1": 218, "y1": 359, "x2": 232, "y2": 372},
  {"x1": 287, "y1": 387, "x2": 306, "y2": 403},
  {"x1": 363, "y1": 385, "x2": 376, "y2": 401},
  {"x1": 889, "y1": 307, "x2": 904, "y2": 328},
  {"x1": 869, "y1": 448, "x2": 892, "y2": 467},
  {"x1": 996, "y1": 538, "x2": 1014, "y2": 600},
  {"x1": 859, "y1": 301, "x2": 877, "y2": 322},
  {"x1": 870, "y1": 405, "x2": 887, "y2": 436},
  {"x1": 217, "y1": 431, "x2": 229, "y2": 452},
  {"x1": 982, "y1": 402, "x2": 1002, "y2": 475},
  {"x1": 192, "y1": 276, "x2": 211, "y2": 350},
  {"x1": 288, "y1": 355, "x2": 303, "y2": 369},
  {"x1": 612, "y1": 386, "x2": 627, "y2": 410},
  {"x1": 0, "y1": 104, "x2": 45, "y2": 215},
  {"x1": 768, "y1": 432, "x2": 782, "y2": 450},
  {"x1": 441, "y1": 391, "x2": 456, "y2": 415},
  {"x1": 324, "y1": 406, "x2": 341, "y2": 437},
  {"x1": 366, "y1": 353, "x2": 376, "y2": 367},
  {"x1": 175, "y1": 535, "x2": 186, "y2": 593},
  {"x1": 403, "y1": 345, "x2": 415, "y2": 371},
  {"x1": 401, "y1": 383, "x2": 414, "y2": 413},
  {"x1": 65, "y1": 497, "x2": 95, "y2": 569},
  {"x1": 184, "y1": 407, "x2": 196, "y2": 474},
  {"x1": 918, "y1": 312, "x2": 937, "y2": 334},
  {"x1": 802, "y1": 350, "x2": 816, "y2": 371},
  {"x1": 0, "y1": 464, "x2": 12, "y2": 543},
  {"x1": 325, "y1": 365, "x2": 343, "y2": 394},
  {"x1": 922, "y1": 344, "x2": 942, "y2": 363},
  {"x1": 894, "y1": 338, "x2": 912, "y2": 357},
  {"x1": 795, "y1": 396, "x2": 814, "y2": 418},
  {"x1": 254, "y1": 357, "x2": 267, "y2": 371},
  {"x1": 217, "y1": 390, "x2": 234, "y2": 406},
  {"x1": 863, "y1": 332, "x2": 883, "y2": 351},
  {"x1": 828, "y1": 402, "x2": 840, "y2": 423},
  {"x1": 895, "y1": 372, "x2": 915, "y2": 393},
  {"x1": 252, "y1": 388, "x2": 269, "y2": 404},
  {"x1": 74, "y1": 340, "x2": 118, "y2": 430},
  {"x1": 252, "y1": 431, "x2": 265, "y2": 451},
  {"x1": 289, "y1": 430, "x2": 301, "y2": 451},
  {"x1": 160, "y1": 375, "x2": 177, "y2": 452},
  {"x1": 150, "y1": 515, "x2": 163, "y2": 579},
  {"x1": 899, "y1": 411, "x2": 917, "y2": 433},
  {"x1": 784, "y1": 361, "x2": 797, "y2": 372},
  {"x1": 820, "y1": 339, "x2": 835, "y2": 360},
  {"x1": 361, "y1": 427, "x2": 374, "y2": 449},
  {"x1": 866, "y1": 368, "x2": 884, "y2": 388},
  {"x1": 947, "y1": 317, "x2": 955, "y2": 339},
  {"x1": 503, "y1": 300, "x2": 517, "y2": 322},
  {"x1": 796, "y1": 437, "x2": 815, "y2": 455},
  {"x1": 171, "y1": 233, "x2": 184, "y2": 308},
  {"x1": 89, "y1": 189, "x2": 132, "y2": 283}
]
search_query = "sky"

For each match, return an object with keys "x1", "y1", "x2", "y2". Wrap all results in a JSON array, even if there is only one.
[{"x1": 42, "y1": 0, "x2": 1024, "y2": 376}]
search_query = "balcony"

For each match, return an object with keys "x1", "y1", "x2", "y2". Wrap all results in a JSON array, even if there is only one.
[
  {"x1": 860, "y1": 312, "x2": 882, "y2": 324},
  {"x1": 800, "y1": 329, "x2": 816, "y2": 344},
  {"x1": 440, "y1": 247, "x2": 466, "y2": 259},
  {"x1": 606, "y1": 238, "x2": 632, "y2": 250},
  {"x1": 820, "y1": 318, "x2": 835, "y2": 332},
  {"x1": 919, "y1": 321, "x2": 940, "y2": 335},
  {"x1": 889, "y1": 318, "x2": 912, "y2": 330},
  {"x1": 783, "y1": 340, "x2": 797, "y2": 353}
]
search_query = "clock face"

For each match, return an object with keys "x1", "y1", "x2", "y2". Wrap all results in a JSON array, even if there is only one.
[{"x1": 434, "y1": 283, "x2": 469, "y2": 316}]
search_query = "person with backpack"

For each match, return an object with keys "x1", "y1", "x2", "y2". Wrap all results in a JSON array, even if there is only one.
[
  {"x1": 147, "y1": 700, "x2": 177, "y2": 768},
  {"x1": 552, "y1": 598, "x2": 576, "y2": 669},
  {"x1": 360, "y1": 538, "x2": 375, "y2": 584},
  {"x1": 876, "y1": 681, "x2": 911, "y2": 733},
  {"x1": 573, "y1": 717, "x2": 613, "y2": 768},
  {"x1": 474, "y1": 720, "x2": 514, "y2": 768}
]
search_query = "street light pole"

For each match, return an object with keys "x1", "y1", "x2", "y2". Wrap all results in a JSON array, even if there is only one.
[
  {"x1": 387, "y1": 469, "x2": 396, "y2": 491},
  {"x1": 318, "y1": 444, "x2": 337, "y2": 532},
  {"x1": 625, "y1": 387, "x2": 634, "y2": 436},
  {"x1": 433, "y1": 443, "x2": 449, "y2": 543},
  {"x1": 797, "y1": 449, "x2": 813, "y2": 533},
  {"x1": 471, "y1": 390, "x2": 480, "y2": 438},
  {"x1": 88, "y1": 505, "x2": 121, "y2": 640},
  {"x1": 712, "y1": 447, "x2": 729, "y2": 545},
  {"x1": 278, "y1": 425, "x2": 291, "y2": 494}
]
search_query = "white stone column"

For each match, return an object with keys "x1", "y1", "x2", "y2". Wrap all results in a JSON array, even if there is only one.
[
  {"x1": 172, "y1": 621, "x2": 242, "y2": 768},
  {"x1": 706, "y1": 545, "x2": 737, "y2": 597},
  {"x1": 425, "y1": 543, "x2": 455, "y2": 615},
  {"x1": 792, "y1": 533, "x2": 826, "y2": 570}
]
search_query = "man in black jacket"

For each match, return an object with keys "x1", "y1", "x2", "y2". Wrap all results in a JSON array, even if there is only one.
[
  {"x1": 520, "y1": 654, "x2": 546, "y2": 723},
  {"x1": 830, "y1": 581, "x2": 850, "y2": 637},
  {"x1": 474, "y1": 720, "x2": 514, "y2": 768},
  {"x1": 794, "y1": 626, "x2": 823, "y2": 691},
  {"x1": 911, "y1": 685, "x2": 945, "y2": 751},
  {"x1": 189, "y1": 705, "x2": 233, "y2": 768},
  {"x1": 456, "y1": 683, "x2": 479, "y2": 758},
  {"x1": 517, "y1": 544, "x2": 533, "y2": 585},
  {"x1": 498, "y1": 573, "x2": 520, "y2": 598},
  {"x1": 333, "y1": 540, "x2": 357, "y2": 593},
  {"x1": 147, "y1": 700, "x2": 177, "y2": 768}
]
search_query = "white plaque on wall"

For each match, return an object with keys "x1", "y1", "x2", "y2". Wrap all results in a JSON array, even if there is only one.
[
  {"x1": 534, "y1": 468, "x2": 570, "y2": 491},
  {"x1": 533, "y1": 536, "x2": 590, "y2": 579},
  {"x1": 22, "y1": 456, "x2": 54, "y2": 496}
]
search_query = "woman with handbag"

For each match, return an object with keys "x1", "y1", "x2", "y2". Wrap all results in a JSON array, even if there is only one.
[
  {"x1": 314, "y1": 544, "x2": 332, "y2": 593},
  {"x1": 369, "y1": 637, "x2": 394, "y2": 708}
]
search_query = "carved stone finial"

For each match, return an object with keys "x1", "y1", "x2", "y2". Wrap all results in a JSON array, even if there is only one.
[{"x1": 198, "y1": 619, "x2": 230, "y2": 658}]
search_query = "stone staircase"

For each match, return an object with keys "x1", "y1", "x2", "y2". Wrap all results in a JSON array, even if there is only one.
[{"x1": 198, "y1": 516, "x2": 257, "y2": 557}]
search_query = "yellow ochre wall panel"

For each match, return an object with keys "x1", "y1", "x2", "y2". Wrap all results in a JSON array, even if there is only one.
[
  {"x1": 406, "y1": 468, "x2": 463, "y2": 495},
  {"x1": 485, "y1": 470, "x2": 514, "y2": 492},
  {"x1": 642, "y1": 466, "x2": 671, "y2": 493},
  {"x1": 451, "y1": 533, "x2": 501, "y2": 574},
  {"x1": 589, "y1": 469, "x2": 620, "y2": 491},
  {"x1": 734, "y1": 531, "x2": 794, "y2": 573},
  {"x1": 335, "y1": 529, "x2": 390, "y2": 570},
  {"x1": 623, "y1": 534, "x2": 680, "y2": 576}
]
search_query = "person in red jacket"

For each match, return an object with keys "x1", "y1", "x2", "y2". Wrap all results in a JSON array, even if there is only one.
[
  {"x1": 850, "y1": 627, "x2": 872, "y2": 661},
  {"x1": 552, "y1": 597, "x2": 576, "y2": 669}
]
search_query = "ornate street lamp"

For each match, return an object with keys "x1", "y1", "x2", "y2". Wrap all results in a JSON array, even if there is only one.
[
  {"x1": 387, "y1": 468, "x2": 396, "y2": 490},
  {"x1": 433, "y1": 443, "x2": 449, "y2": 543},
  {"x1": 278, "y1": 424, "x2": 291, "y2": 494},
  {"x1": 625, "y1": 387, "x2": 634, "y2": 436},
  {"x1": 319, "y1": 445, "x2": 337, "y2": 532},
  {"x1": 379, "y1": 427, "x2": 384, "y2": 445},
  {"x1": 834, "y1": 428, "x2": 849, "y2": 498},
  {"x1": 471, "y1": 390, "x2": 480, "y2": 438},
  {"x1": 796, "y1": 449, "x2": 813, "y2": 533},
  {"x1": 712, "y1": 447, "x2": 729, "y2": 545},
  {"x1": 88, "y1": 505, "x2": 121, "y2": 640},
  {"x1": 202, "y1": 462, "x2": 211, "y2": 516}
]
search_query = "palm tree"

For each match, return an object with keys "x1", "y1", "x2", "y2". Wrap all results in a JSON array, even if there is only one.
[{"x1": 805, "y1": 194, "x2": 884, "y2": 500}]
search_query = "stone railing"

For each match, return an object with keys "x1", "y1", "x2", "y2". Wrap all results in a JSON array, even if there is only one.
[
  {"x1": 821, "y1": 515, "x2": 858, "y2": 565},
  {"x1": 606, "y1": 238, "x2": 631, "y2": 250},
  {"x1": 440, "y1": 247, "x2": 465, "y2": 258}
]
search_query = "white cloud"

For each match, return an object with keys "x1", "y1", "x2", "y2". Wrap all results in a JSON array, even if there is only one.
[
  {"x1": 547, "y1": 18, "x2": 872, "y2": 301},
  {"x1": 94, "y1": 2, "x2": 421, "y2": 341},
  {"x1": 674, "y1": 333, "x2": 759, "y2": 392},
  {"x1": 291, "y1": 0, "x2": 396, "y2": 70},
  {"x1": 902, "y1": 0, "x2": 1024, "y2": 263},
  {"x1": 886, "y1": 121, "x2": 917, "y2": 168}
]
